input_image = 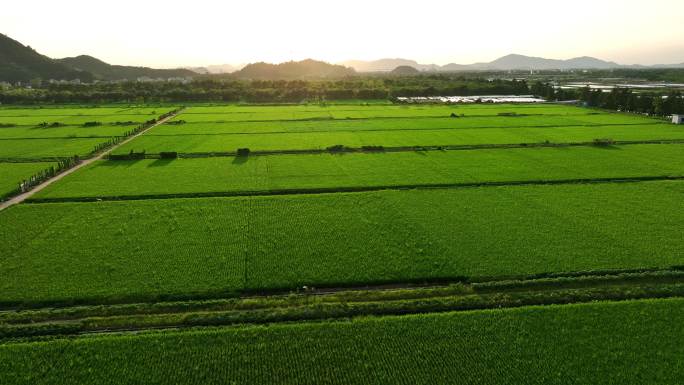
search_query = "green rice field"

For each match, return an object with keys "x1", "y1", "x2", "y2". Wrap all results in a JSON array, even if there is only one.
[
  {"x1": 0, "y1": 162, "x2": 58, "y2": 198},
  {"x1": 1, "y1": 102, "x2": 682, "y2": 382},
  {"x1": 3, "y1": 180, "x2": 683, "y2": 304},
  {"x1": 0, "y1": 105, "x2": 176, "y2": 201},
  {"x1": 37, "y1": 144, "x2": 684, "y2": 199}
]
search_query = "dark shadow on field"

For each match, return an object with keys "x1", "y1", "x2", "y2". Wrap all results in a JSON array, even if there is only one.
[
  {"x1": 232, "y1": 156, "x2": 248, "y2": 165},
  {"x1": 98, "y1": 159, "x2": 144, "y2": 168},
  {"x1": 147, "y1": 158, "x2": 176, "y2": 167},
  {"x1": 595, "y1": 144, "x2": 623, "y2": 150}
]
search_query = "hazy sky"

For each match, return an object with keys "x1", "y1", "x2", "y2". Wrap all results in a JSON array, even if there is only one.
[{"x1": 3, "y1": 0, "x2": 684, "y2": 68}]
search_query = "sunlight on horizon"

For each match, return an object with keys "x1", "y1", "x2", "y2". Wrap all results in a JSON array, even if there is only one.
[{"x1": 3, "y1": 0, "x2": 684, "y2": 68}]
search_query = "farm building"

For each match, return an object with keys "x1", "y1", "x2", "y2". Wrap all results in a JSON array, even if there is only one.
[{"x1": 673, "y1": 114, "x2": 684, "y2": 124}]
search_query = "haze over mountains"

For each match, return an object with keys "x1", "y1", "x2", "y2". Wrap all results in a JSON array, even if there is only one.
[
  {"x1": 340, "y1": 54, "x2": 684, "y2": 72},
  {"x1": 3, "y1": 32, "x2": 684, "y2": 83}
]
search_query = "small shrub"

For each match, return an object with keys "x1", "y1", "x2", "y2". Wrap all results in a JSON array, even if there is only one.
[
  {"x1": 326, "y1": 145, "x2": 346, "y2": 153},
  {"x1": 159, "y1": 152, "x2": 178, "y2": 159},
  {"x1": 593, "y1": 138, "x2": 614, "y2": 146},
  {"x1": 165, "y1": 120, "x2": 186, "y2": 125}
]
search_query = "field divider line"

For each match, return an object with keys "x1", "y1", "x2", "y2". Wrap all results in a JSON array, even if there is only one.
[
  {"x1": 4, "y1": 282, "x2": 684, "y2": 339},
  {"x1": 109, "y1": 139, "x2": 684, "y2": 159},
  {"x1": 23, "y1": 175, "x2": 684, "y2": 204},
  {"x1": 144, "y1": 122, "x2": 667, "y2": 137},
  {"x1": 0, "y1": 135, "x2": 126, "y2": 141},
  {"x1": 0, "y1": 109, "x2": 184, "y2": 212},
  {"x1": 168, "y1": 112, "x2": 594, "y2": 124}
]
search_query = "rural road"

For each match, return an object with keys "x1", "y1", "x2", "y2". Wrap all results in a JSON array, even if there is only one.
[{"x1": 0, "y1": 109, "x2": 183, "y2": 212}]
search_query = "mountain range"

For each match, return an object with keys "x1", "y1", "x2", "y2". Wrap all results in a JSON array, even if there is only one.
[
  {"x1": 3, "y1": 32, "x2": 684, "y2": 83},
  {"x1": 0, "y1": 33, "x2": 195, "y2": 82},
  {"x1": 340, "y1": 54, "x2": 684, "y2": 72}
]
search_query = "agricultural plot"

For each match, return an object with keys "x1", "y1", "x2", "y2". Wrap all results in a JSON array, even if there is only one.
[
  {"x1": 0, "y1": 105, "x2": 178, "y2": 200},
  {"x1": 1, "y1": 298, "x2": 682, "y2": 385},
  {"x1": 1, "y1": 102, "x2": 683, "y2": 380},
  {"x1": 0, "y1": 124, "x2": 137, "y2": 139},
  {"x1": 117, "y1": 103, "x2": 672, "y2": 155},
  {"x1": 0, "y1": 138, "x2": 116, "y2": 159},
  {"x1": 158, "y1": 113, "x2": 664, "y2": 135},
  {"x1": 3, "y1": 181, "x2": 683, "y2": 304},
  {"x1": 115, "y1": 124, "x2": 684, "y2": 154},
  {"x1": 179, "y1": 103, "x2": 595, "y2": 121},
  {"x1": 37, "y1": 144, "x2": 684, "y2": 199},
  {"x1": 0, "y1": 114, "x2": 164, "y2": 127},
  {"x1": 0, "y1": 162, "x2": 57, "y2": 198}
]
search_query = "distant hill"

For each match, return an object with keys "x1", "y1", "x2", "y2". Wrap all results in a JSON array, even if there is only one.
[
  {"x1": 58, "y1": 55, "x2": 195, "y2": 81},
  {"x1": 233, "y1": 59, "x2": 355, "y2": 80},
  {"x1": 342, "y1": 54, "x2": 684, "y2": 72},
  {"x1": 185, "y1": 64, "x2": 241, "y2": 75},
  {"x1": 341, "y1": 58, "x2": 438, "y2": 72},
  {"x1": 473, "y1": 54, "x2": 620, "y2": 70},
  {"x1": 0, "y1": 33, "x2": 93, "y2": 82},
  {"x1": 391, "y1": 65, "x2": 420, "y2": 75}
]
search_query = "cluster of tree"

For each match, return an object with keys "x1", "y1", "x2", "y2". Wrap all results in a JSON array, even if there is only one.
[
  {"x1": 570, "y1": 68, "x2": 684, "y2": 83},
  {"x1": 0, "y1": 77, "x2": 531, "y2": 104},
  {"x1": 580, "y1": 88, "x2": 684, "y2": 115},
  {"x1": 529, "y1": 82, "x2": 578, "y2": 101}
]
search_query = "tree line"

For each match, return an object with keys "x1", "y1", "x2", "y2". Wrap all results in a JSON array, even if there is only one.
[
  {"x1": 2, "y1": 77, "x2": 682, "y2": 116},
  {"x1": 0, "y1": 76, "x2": 529, "y2": 104}
]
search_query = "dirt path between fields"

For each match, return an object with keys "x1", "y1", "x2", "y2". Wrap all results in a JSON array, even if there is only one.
[{"x1": 0, "y1": 109, "x2": 183, "y2": 212}]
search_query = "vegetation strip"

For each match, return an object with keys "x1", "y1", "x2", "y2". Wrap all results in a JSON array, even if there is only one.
[
  {"x1": 106, "y1": 138, "x2": 684, "y2": 159},
  {"x1": 1, "y1": 270, "x2": 683, "y2": 339},
  {"x1": 149, "y1": 122, "x2": 665, "y2": 136},
  {"x1": 24, "y1": 174, "x2": 684, "y2": 203}
]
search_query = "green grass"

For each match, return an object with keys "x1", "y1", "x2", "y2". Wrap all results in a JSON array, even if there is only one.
[
  {"x1": 1, "y1": 298, "x2": 682, "y2": 384},
  {"x1": 37, "y1": 144, "x2": 684, "y2": 199},
  {"x1": 115, "y1": 124, "x2": 684, "y2": 154},
  {"x1": 0, "y1": 106, "x2": 174, "y2": 127},
  {"x1": 2, "y1": 181, "x2": 683, "y2": 304},
  {"x1": 0, "y1": 125, "x2": 135, "y2": 139},
  {"x1": 0, "y1": 106, "x2": 169, "y2": 116},
  {"x1": 158, "y1": 113, "x2": 665, "y2": 135},
  {"x1": 0, "y1": 138, "x2": 116, "y2": 159},
  {"x1": 0, "y1": 105, "x2": 177, "y2": 159},
  {"x1": 0, "y1": 162, "x2": 58, "y2": 198},
  {"x1": 173, "y1": 104, "x2": 596, "y2": 123}
]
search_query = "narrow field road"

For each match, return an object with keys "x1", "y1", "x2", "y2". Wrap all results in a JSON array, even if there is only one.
[{"x1": 0, "y1": 108, "x2": 184, "y2": 212}]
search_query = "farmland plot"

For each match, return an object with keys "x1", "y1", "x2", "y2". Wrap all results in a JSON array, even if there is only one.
[
  {"x1": 0, "y1": 162, "x2": 57, "y2": 198},
  {"x1": 37, "y1": 144, "x2": 684, "y2": 199},
  {"x1": 2, "y1": 181, "x2": 683, "y2": 304},
  {"x1": 114, "y1": 124, "x2": 684, "y2": 154}
]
